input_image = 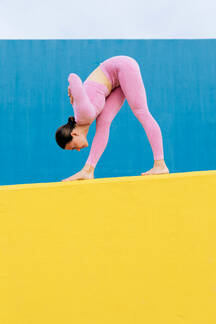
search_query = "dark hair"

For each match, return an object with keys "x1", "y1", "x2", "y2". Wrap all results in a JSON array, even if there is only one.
[{"x1": 55, "y1": 116, "x2": 77, "y2": 149}]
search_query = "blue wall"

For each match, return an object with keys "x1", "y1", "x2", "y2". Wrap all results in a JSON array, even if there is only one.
[{"x1": 0, "y1": 40, "x2": 215, "y2": 185}]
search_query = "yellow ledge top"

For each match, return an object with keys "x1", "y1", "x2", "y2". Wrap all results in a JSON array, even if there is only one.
[{"x1": 0, "y1": 170, "x2": 216, "y2": 191}]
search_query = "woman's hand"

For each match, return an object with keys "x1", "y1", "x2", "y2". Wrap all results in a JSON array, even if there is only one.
[
  {"x1": 61, "y1": 165, "x2": 94, "y2": 182},
  {"x1": 68, "y1": 86, "x2": 74, "y2": 104}
]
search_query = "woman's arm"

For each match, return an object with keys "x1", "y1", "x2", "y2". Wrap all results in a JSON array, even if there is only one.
[{"x1": 68, "y1": 73, "x2": 96, "y2": 125}]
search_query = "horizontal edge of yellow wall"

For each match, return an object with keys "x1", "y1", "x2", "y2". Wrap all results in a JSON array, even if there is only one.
[{"x1": 1, "y1": 170, "x2": 216, "y2": 191}]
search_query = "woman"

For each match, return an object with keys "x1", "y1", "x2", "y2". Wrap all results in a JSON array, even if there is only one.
[{"x1": 55, "y1": 55, "x2": 169, "y2": 181}]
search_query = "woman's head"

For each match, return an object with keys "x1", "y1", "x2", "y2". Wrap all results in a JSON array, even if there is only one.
[{"x1": 55, "y1": 116, "x2": 88, "y2": 151}]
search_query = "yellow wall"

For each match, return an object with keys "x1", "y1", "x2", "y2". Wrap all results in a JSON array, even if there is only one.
[{"x1": 0, "y1": 170, "x2": 216, "y2": 324}]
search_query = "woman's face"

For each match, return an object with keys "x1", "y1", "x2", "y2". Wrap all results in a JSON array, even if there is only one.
[{"x1": 65, "y1": 132, "x2": 88, "y2": 151}]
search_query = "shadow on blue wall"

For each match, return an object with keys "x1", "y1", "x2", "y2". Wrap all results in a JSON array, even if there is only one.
[{"x1": 0, "y1": 40, "x2": 215, "y2": 185}]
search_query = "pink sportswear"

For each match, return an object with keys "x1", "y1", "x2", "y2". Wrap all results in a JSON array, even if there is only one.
[{"x1": 68, "y1": 55, "x2": 164, "y2": 167}]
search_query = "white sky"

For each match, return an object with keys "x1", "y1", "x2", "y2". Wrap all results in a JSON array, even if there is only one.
[{"x1": 0, "y1": 0, "x2": 215, "y2": 39}]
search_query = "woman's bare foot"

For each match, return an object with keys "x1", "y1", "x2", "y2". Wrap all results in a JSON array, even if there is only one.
[
  {"x1": 61, "y1": 170, "x2": 94, "y2": 181},
  {"x1": 61, "y1": 164, "x2": 95, "y2": 181},
  {"x1": 141, "y1": 159, "x2": 169, "y2": 176}
]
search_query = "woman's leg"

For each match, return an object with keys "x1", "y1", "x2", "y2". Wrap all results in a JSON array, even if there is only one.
[
  {"x1": 86, "y1": 87, "x2": 126, "y2": 168},
  {"x1": 116, "y1": 57, "x2": 169, "y2": 174}
]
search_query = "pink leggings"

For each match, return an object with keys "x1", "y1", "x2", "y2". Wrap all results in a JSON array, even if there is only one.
[{"x1": 68, "y1": 56, "x2": 164, "y2": 168}]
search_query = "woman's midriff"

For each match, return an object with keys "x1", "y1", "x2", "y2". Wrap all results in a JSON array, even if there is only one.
[{"x1": 85, "y1": 66, "x2": 112, "y2": 95}]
